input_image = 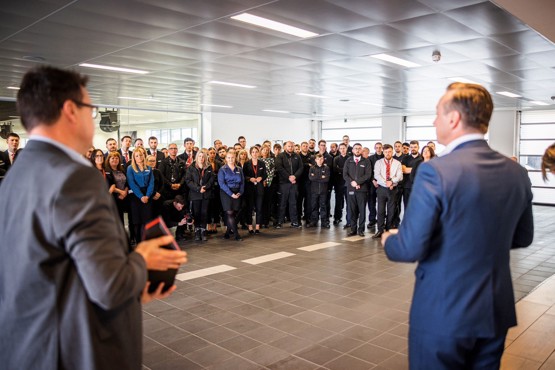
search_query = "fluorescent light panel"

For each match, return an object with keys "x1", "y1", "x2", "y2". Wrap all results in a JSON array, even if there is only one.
[
  {"x1": 263, "y1": 109, "x2": 290, "y2": 113},
  {"x1": 497, "y1": 91, "x2": 521, "y2": 98},
  {"x1": 296, "y1": 92, "x2": 330, "y2": 99},
  {"x1": 79, "y1": 63, "x2": 149, "y2": 74},
  {"x1": 530, "y1": 101, "x2": 550, "y2": 106},
  {"x1": 118, "y1": 96, "x2": 159, "y2": 102},
  {"x1": 7, "y1": 86, "x2": 20, "y2": 90},
  {"x1": 200, "y1": 104, "x2": 233, "y2": 108},
  {"x1": 209, "y1": 80, "x2": 256, "y2": 89},
  {"x1": 371, "y1": 54, "x2": 421, "y2": 68},
  {"x1": 231, "y1": 13, "x2": 318, "y2": 38}
]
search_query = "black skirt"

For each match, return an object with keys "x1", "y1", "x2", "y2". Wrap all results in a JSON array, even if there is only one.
[
  {"x1": 220, "y1": 189, "x2": 241, "y2": 211},
  {"x1": 129, "y1": 194, "x2": 153, "y2": 224}
]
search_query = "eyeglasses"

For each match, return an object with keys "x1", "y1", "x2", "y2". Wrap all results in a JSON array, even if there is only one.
[
  {"x1": 72, "y1": 100, "x2": 99, "y2": 118},
  {"x1": 168, "y1": 147, "x2": 178, "y2": 150},
  {"x1": 95, "y1": 155, "x2": 104, "y2": 158}
]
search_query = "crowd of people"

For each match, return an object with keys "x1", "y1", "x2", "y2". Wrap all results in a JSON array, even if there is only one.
[{"x1": 75, "y1": 132, "x2": 443, "y2": 242}]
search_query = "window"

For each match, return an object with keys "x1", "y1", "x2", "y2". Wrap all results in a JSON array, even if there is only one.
[
  {"x1": 520, "y1": 110, "x2": 555, "y2": 205},
  {"x1": 404, "y1": 115, "x2": 445, "y2": 153},
  {"x1": 321, "y1": 118, "x2": 382, "y2": 150}
]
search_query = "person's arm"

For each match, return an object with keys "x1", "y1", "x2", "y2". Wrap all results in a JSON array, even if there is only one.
[
  {"x1": 342, "y1": 160, "x2": 351, "y2": 183},
  {"x1": 157, "y1": 160, "x2": 172, "y2": 187},
  {"x1": 293, "y1": 155, "x2": 303, "y2": 179},
  {"x1": 391, "y1": 161, "x2": 403, "y2": 185},
  {"x1": 185, "y1": 166, "x2": 200, "y2": 192},
  {"x1": 239, "y1": 168, "x2": 245, "y2": 195},
  {"x1": 382, "y1": 163, "x2": 441, "y2": 262},
  {"x1": 512, "y1": 176, "x2": 534, "y2": 249},
  {"x1": 218, "y1": 167, "x2": 234, "y2": 197},
  {"x1": 204, "y1": 168, "x2": 215, "y2": 190},
  {"x1": 126, "y1": 166, "x2": 144, "y2": 198},
  {"x1": 146, "y1": 167, "x2": 155, "y2": 197}
]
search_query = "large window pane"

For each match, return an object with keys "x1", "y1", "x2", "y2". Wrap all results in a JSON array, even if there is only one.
[
  {"x1": 532, "y1": 188, "x2": 555, "y2": 204},
  {"x1": 520, "y1": 140, "x2": 554, "y2": 156},
  {"x1": 520, "y1": 124, "x2": 555, "y2": 139}
]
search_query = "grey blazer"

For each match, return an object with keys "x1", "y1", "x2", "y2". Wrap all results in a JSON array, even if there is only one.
[{"x1": 0, "y1": 140, "x2": 147, "y2": 370}]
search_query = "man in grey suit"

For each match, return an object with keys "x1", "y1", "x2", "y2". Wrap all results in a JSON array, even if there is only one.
[
  {"x1": 381, "y1": 83, "x2": 534, "y2": 369},
  {"x1": 0, "y1": 66, "x2": 188, "y2": 370}
]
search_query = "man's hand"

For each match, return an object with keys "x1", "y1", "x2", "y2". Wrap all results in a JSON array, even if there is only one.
[
  {"x1": 381, "y1": 229, "x2": 399, "y2": 246},
  {"x1": 135, "y1": 235, "x2": 187, "y2": 270},
  {"x1": 141, "y1": 282, "x2": 177, "y2": 303},
  {"x1": 289, "y1": 175, "x2": 296, "y2": 184},
  {"x1": 141, "y1": 196, "x2": 149, "y2": 204},
  {"x1": 153, "y1": 192, "x2": 161, "y2": 200},
  {"x1": 351, "y1": 180, "x2": 358, "y2": 188}
]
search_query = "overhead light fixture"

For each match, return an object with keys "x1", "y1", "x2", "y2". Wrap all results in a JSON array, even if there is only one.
[
  {"x1": 448, "y1": 77, "x2": 480, "y2": 84},
  {"x1": 370, "y1": 54, "x2": 421, "y2": 68},
  {"x1": 263, "y1": 109, "x2": 290, "y2": 113},
  {"x1": 79, "y1": 63, "x2": 149, "y2": 74},
  {"x1": 296, "y1": 92, "x2": 330, "y2": 99},
  {"x1": 9, "y1": 115, "x2": 20, "y2": 118},
  {"x1": 209, "y1": 80, "x2": 256, "y2": 89},
  {"x1": 118, "y1": 96, "x2": 159, "y2": 102},
  {"x1": 200, "y1": 104, "x2": 233, "y2": 108},
  {"x1": 530, "y1": 101, "x2": 550, "y2": 106},
  {"x1": 7, "y1": 86, "x2": 20, "y2": 90},
  {"x1": 231, "y1": 13, "x2": 318, "y2": 38},
  {"x1": 497, "y1": 91, "x2": 521, "y2": 98}
]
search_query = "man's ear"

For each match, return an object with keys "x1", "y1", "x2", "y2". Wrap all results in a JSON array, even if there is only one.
[
  {"x1": 61, "y1": 100, "x2": 79, "y2": 124},
  {"x1": 449, "y1": 110, "x2": 462, "y2": 129}
]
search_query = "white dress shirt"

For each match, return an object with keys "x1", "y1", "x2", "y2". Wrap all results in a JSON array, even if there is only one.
[{"x1": 374, "y1": 157, "x2": 403, "y2": 187}]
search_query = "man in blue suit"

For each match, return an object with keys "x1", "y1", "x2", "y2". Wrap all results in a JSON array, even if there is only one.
[{"x1": 382, "y1": 83, "x2": 534, "y2": 369}]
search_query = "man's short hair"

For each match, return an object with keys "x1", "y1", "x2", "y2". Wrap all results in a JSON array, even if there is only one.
[
  {"x1": 314, "y1": 153, "x2": 323, "y2": 159},
  {"x1": 184, "y1": 137, "x2": 194, "y2": 144},
  {"x1": 148, "y1": 136, "x2": 157, "y2": 142},
  {"x1": 121, "y1": 135, "x2": 132, "y2": 142},
  {"x1": 134, "y1": 138, "x2": 143, "y2": 145},
  {"x1": 7, "y1": 133, "x2": 20, "y2": 140},
  {"x1": 238, "y1": 136, "x2": 245, "y2": 141},
  {"x1": 410, "y1": 140, "x2": 419, "y2": 146},
  {"x1": 339, "y1": 143, "x2": 347, "y2": 148},
  {"x1": 445, "y1": 82, "x2": 493, "y2": 133},
  {"x1": 273, "y1": 143, "x2": 282, "y2": 150},
  {"x1": 318, "y1": 139, "x2": 326, "y2": 146},
  {"x1": 17, "y1": 66, "x2": 88, "y2": 131},
  {"x1": 383, "y1": 144, "x2": 393, "y2": 151},
  {"x1": 394, "y1": 141, "x2": 402, "y2": 145},
  {"x1": 106, "y1": 138, "x2": 116, "y2": 145},
  {"x1": 353, "y1": 142, "x2": 362, "y2": 148},
  {"x1": 402, "y1": 142, "x2": 410, "y2": 147},
  {"x1": 173, "y1": 195, "x2": 185, "y2": 205}
]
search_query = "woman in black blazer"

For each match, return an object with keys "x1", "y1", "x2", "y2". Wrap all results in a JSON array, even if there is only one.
[
  {"x1": 243, "y1": 146, "x2": 268, "y2": 234},
  {"x1": 186, "y1": 151, "x2": 215, "y2": 241},
  {"x1": 104, "y1": 151, "x2": 128, "y2": 224}
]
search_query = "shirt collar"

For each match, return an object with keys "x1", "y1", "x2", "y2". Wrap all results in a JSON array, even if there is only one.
[
  {"x1": 439, "y1": 133, "x2": 485, "y2": 157},
  {"x1": 29, "y1": 135, "x2": 91, "y2": 167}
]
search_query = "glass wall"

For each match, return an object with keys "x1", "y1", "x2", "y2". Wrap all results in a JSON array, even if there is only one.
[
  {"x1": 321, "y1": 117, "x2": 382, "y2": 150},
  {"x1": 404, "y1": 115, "x2": 445, "y2": 153},
  {"x1": 519, "y1": 110, "x2": 555, "y2": 205}
]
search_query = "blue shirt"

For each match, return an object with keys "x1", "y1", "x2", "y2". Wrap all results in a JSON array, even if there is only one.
[
  {"x1": 126, "y1": 165, "x2": 154, "y2": 198},
  {"x1": 218, "y1": 164, "x2": 244, "y2": 196}
]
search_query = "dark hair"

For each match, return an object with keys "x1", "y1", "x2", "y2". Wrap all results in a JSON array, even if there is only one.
[
  {"x1": 421, "y1": 145, "x2": 436, "y2": 158},
  {"x1": 541, "y1": 143, "x2": 555, "y2": 181},
  {"x1": 106, "y1": 138, "x2": 116, "y2": 145},
  {"x1": 409, "y1": 140, "x2": 419, "y2": 146},
  {"x1": 273, "y1": 143, "x2": 282, "y2": 150},
  {"x1": 339, "y1": 143, "x2": 347, "y2": 148},
  {"x1": 89, "y1": 149, "x2": 105, "y2": 167},
  {"x1": 148, "y1": 136, "x2": 158, "y2": 142},
  {"x1": 17, "y1": 66, "x2": 88, "y2": 131},
  {"x1": 134, "y1": 138, "x2": 143, "y2": 144},
  {"x1": 314, "y1": 153, "x2": 323, "y2": 159},
  {"x1": 445, "y1": 82, "x2": 493, "y2": 133},
  {"x1": 7, "y1": 133, "x2": 20, "y2": 139},
  {"x1": 318, "y1": 139, "x2": 326, "y2": 146},
  {"x1": 173, "y1": 195, "x2": 185, "y2": 205},
  {"x1": 383, "y1": 144, "x2": 393, "y2": 151},
  {"x1": 402, "y1": 142, "x2": 410, "y2": 147},
  {"x1": 238, "y1": 136, "x2": 246, "y2": 141},
  {"x1": 352, "y1": 142, "x2": 362, "y2": 148},
  {"x1": 184, "y1": 137, "x2": 194, "y2": 144},
  {"x1": 104, "y1": 151, "x2": 124, "y2": 172},
  {"x1": 121, "y1": 135, "x2": 132, "y2": 142}
]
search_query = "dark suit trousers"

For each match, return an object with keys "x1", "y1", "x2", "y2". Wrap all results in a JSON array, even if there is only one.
[
  {"x1": 403, "y1": 187, "x2": 413, "y2": 210},
  {"x1": 409, "y1": 328, "x2": 507, "y2": 370},
  {"x1": 347, "y1": 191, "x2": 367, "y2": 232},
  {"x1": 279, "y1": 182, "x2": 298, "y2": 224},
  {"x1": 333, "y1": 183, "x2": 345, "y2": 222},
  {"x1": 368, "y1": 184, "x2": 378, "y2": 222},
  {"x1": 377, "y1": 186, "x2": 397, "y2": 232},
  {"x1": 310, "y1": 192, "x2": 327, "y2": 224}
]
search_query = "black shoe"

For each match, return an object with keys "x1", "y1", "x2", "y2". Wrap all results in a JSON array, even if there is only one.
[
  {"x1": 248, "y1": 230, "x2": 255, "y2": 235},
  {"x1": 372, "y1": 231, "x2": 383, "y2": 239},
  {"x1": 194, "y1": 229, "x2": 201, "y2": 241},
  {"x1": 241, "y1": 225, "x2": 248, "y2": 230},
  {"x1": 343, "y1": 224, "x2": 351, "y2": 230},
  {"x1": 291, "y1": 222, "x2": 301, "y2": 228},
  {"x1": 255, "y1": 229, "x2": 261, "y2": 234},
  {"x1": 358, "y1": 231, "x2": 365, "y2": 237},
  {"x1": 275, "y1": 223, "x2": 282, "y2": 229},
  {"x1": 323, "y1": 223, "x2": 331, "y2": 229},
  {"x1": 333, "y1": 220, "x2": 341, "y2": 226},
  {"x1": 201, "y1": 230, "x2": 207, "y2": 241},
  {"x1": 305, "y1": 222, "x2": 315, "y2": 228},
  {"x1": 222, "y1": 233, "x2": 230, "y2": 240},
  {"x1": 262, "y1": 224, "x2": 268, "y2": 229},
  {"x1": 368, "y1": 220, "x2": 377, "y2": 228},
  {"x1": 235, "y1": 235, "x2": 243, "y2": 241},
  {"x1": 348, "y1": 230, "x2": 358, "y2": 236}
]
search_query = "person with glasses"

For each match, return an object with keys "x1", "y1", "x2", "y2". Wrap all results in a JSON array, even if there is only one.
[
  {"x1": 105, "y1": 151, "x2": 128, "y2": 224},
  {"x1": 89, "y1": 148, "x2": 106, "y2": 178},
  {"x1": 0, "y1": 66, "x2": 187, "y2": 370},
  {"x1": 158, "y1": 143, "x2": 187, "y2": 202},
  {"x1": 145, "y1": 155, "x2": 164, "y2": 218}
]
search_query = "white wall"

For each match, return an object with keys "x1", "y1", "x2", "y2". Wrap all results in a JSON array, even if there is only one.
[
  {"x1": 207, "y1": 112, "x2": 313, "y2": 147},
  {"x1": 488, "y1": 109, "x2": 517, "y2": 157}
]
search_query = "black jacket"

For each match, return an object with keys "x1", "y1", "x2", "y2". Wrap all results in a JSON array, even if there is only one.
[
  {"x1": 243, "y1": 159, "x2": 268, "y2": 193},
  {"x1": 309, "y1": 165, "x2": 330, "y2": 195},
  {"x1": 343, "y1": 156, "x2": 372, "y2": 192},
  {"x1": 185, "y1": 165, "x2": 215, "y2": 200},
  {"x1": 159, "y1": 156, "x2": 187, "y2": 189},
  {"x1": 275, "y1": 151, "x2": 303, "y2": 183},
  {"x1": 333, "y1": 154, "x2": 350, "y2": 186}
]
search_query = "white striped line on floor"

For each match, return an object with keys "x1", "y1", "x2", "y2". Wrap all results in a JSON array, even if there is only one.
[
  {"x1": 175, "y1": 264, "x2": 237, "y2": 281},
  {"x1": 298, "y1": 241, "x2": 341, "y2": 252},
  {"x1": 241, "y1": 251, "x2": 295, "y2": 265}
]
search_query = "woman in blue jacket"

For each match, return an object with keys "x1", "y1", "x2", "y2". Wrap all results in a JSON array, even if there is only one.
[
  {"x1": 127, "y1": 147, "x2": 154, "y2": 242},
  {"x1": 218, "y1": 150, "x2": 244, "y2": 241}
]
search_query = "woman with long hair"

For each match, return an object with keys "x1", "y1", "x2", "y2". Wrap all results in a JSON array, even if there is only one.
[
  {"x1": 104, "y1": 152, "x2": 128, "y2": 224},
  {"x1": 260, "y1": 145, "x2": 276, "y2": 228},
  {"x1": 186, "y1": 151, "x2": 215, "y2": 241},
  {"x1": 207, "y1": 147, "x2": 222, "y2": 234},
  {"x1": 411, "y1": 145, "x2": 436, "y2": 183},
  {"x1": 126, "y1": 147, "x2": 154, "y2": 242},
  {"x1": 218, "y1": 150, "x2": 244, "y2": 241},
  {"x1": 541, "y1": 142, "x2": 555, "y2": 181},
  {"x1": 146, "y1": 155, "x2": 164, "y2": 218},
  {"x1": 243, "y1": 146, "x2": 267, "y2": 234},
  {"x1": 90, "y1": 149, "x2": 106, "y2": 178}
]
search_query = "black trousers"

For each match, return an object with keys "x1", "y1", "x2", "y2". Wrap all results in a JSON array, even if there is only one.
[
  {"x1": 246, "y1": 186, "x2": 264, "y2": 225},
  {"x1": 262, "y1": 183, "x2": 275, "y2": 225},
  {"x1": 333, "y1": 183, "x2": 345, "y2": 222},
  {"x1": 278, "y1": 182, "x2": 298, "y2": 224},
  {"x1": 347, "y1": 190, "x2": 367, "y2": 232},
  {"x1": 297, "y1": 180, "x2": 310, "y2": 221},
  {"x1": 310, "y1": 192, "x2": 327, "y2": 224},
  {"x1": 377, "y1": 186, "x2": 397, "y2": 232},
  {"x1": 191, "y1": 199, "x2": 209, "y2": 229},
  {"x1": 368, "y1": 184, "x2": 378, "y2": 223},
  {"x1": 392, "y1": 186, "x2": 403, "y2": 227},
  {"x1": 403, "y1": 187, "x2": 413, "y2": 210}
]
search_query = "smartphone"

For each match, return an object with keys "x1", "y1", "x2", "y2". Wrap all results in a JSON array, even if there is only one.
[{"x1": 143, "y1": 216, "x2": 179, "y2": 293}]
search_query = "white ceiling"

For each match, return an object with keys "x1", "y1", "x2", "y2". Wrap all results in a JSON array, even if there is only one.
[{"x1": 0, "y1": 0, "x2": 554, "y2": 121}]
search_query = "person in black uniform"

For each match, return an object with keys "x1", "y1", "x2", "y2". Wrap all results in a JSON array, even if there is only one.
[
  {"x1": 218, "y1": 150, "x2": 244, "y2": 241},
  {"x1": 158, "y1": 143, "x2": 187, "y2": 201},
  {"x1": 243, "y1": 146, "x2": 267, "y2": 234},
  {"x1": 306, "y1": 153, "x2": 330, "y2": 228},
  {"x1": 343, "y1": 143, "x2": 372, "y2": 236},
  {"x1": 186, "y1": 151, "x2": 215, "y2": 242},
  {"x1": 161, "y1": 195, "x2": 187, "y2": 240},
  {"x1": 312, "y1": 140, "x2": 334, "y2": 221},
  {"x1": 401, "y1": 140, "x2": 423, "y2": 208},
  {"x1": 297, "y1": 141, "x2": 312, "y2": 223},
  {"x1": 333, "y1": 143, "x2": 350, "y2": 227},
  {"x1": 275, "y1": 141, "x2": 303, "y2": 228}
]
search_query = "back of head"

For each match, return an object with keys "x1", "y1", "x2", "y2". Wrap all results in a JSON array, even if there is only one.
[
  {"x1": 445, "y1": 82, "x2": 493, "y2": 134},
  {"x1": 17, "y1": 66, "x2": 88, "y2": 131}
]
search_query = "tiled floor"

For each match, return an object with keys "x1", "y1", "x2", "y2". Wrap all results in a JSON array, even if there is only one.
[{"x1": 142, "y1": 206, "x2": 555, "y2": 370}]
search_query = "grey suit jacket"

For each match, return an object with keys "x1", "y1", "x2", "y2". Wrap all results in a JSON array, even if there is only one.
[{"x1": 0, "y1": 140, "x2": 147, "y2": 370}]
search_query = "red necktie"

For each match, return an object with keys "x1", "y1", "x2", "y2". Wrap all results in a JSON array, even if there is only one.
[
  {"x1": 386, "y1": 160, "x2": 391, "y2": 180},
  {"x1": 186, "y1": 153, "x2": 193, "y2": 166},
  {"x1": 355, "y1": 158, "x2": 359, "y2": 165},
  {"x1": 10, "y1": 152, "x2": 15, "y2": 164},
  {"x1": 124, "y1": 152, "x2": 129, "y2": 162}
]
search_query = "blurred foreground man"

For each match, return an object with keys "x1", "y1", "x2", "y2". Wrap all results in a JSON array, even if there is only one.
[
  {"x1": 382, "y1": 83, "x2": 533, "y2": 369},
  {"x1": 0, "y1": 66, "x2": 187, "y2": 370}
]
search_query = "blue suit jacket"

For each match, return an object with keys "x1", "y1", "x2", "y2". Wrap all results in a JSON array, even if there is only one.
[{"x1": 384, "y1": 140, "x2": 533, "y2": 337}]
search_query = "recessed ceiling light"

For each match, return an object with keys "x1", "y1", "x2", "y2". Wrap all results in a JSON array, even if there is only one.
[
  {"x1": 448, "y1": 77, "x2": 480, "y2": 84},
  {"x1": 263, "y1": 109, "x2": 290, "y2": 113},
  {"x1": 209, "y1": 81, "x2": 256, "y2": 89},
  {"x1": 79, "y1": 63, "x2": 149, "y2": 74},
  {"x1": 118, "y1": 96, "x2": 159, "y2": 102},
  {"x1": 200, "y1": 104, "x2": 233, "y2": 108},
  {"x1": 296, "y1": 92, "x2": 330, "y2": 99},
  {"x1": 530, "y1": 101, "x2": 550, "y2": 106},
  {"x1": 497, "y1": 91, "x2": 521, "y2": 98},
  {"x1": 8, "y1": 115, "x2": 20, "y2": 118},
  {"x1": 7, "y1": 86, "x2": 20, "y2": 90},
  {"x1": 370, "y1": 54, "x2": 421, "y2": 68},
  {"x1": 231, "y1": 13, "x2": 318, "y2": 38}
]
